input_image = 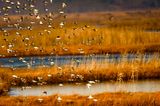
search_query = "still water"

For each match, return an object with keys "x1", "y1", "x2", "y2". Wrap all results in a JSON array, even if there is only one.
[
  {"x1": 10, "y1": 80, "x2": 160, "y2": 96},
  {"x1": 0, "y1": 53, "x2": 159, "y2": 68}
]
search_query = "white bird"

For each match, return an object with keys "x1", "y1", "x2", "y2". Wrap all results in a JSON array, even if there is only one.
[
  {"x1": 50, "y1": 62, "x2": 54, "y2": 65},
  {"x1": 48, "y1": 74, "x2": 52, "y2": 77},
  {"x1": 12, "y1": 75, "x2": 18, "y2": 78},
  {"x1": 88, "y1": 95, "x2": 93, "y2": 99},
  {"x1": 34, "y1": 47, "x2": 39, "y2": 50},
  {"x1": 62, "y1": 2, "x2": 67, "y2": 8},
  {"x1": 17, "y1": 1, "x2": 20, "y2": 5},
  {"x1": 57, "y1": 96, "x2": 62, "y2": 101},
  {"x1": 1, "y1": 46, "x2": 5, "y2": 48},
  {"x1": 8, "y1": 44, "x2": 13, "y2": 48},
  {"x1": 36, "y1": 15, "x2": 41, "y2": 20},
  {"x1": 5, "y1": 0, "x2": 10, "y2": 3},
  {"x1": 7, "y1": 49, "x2": 12, "y2": 53},
  {"x1": 32, "y1": 80, "x2": 37, "y2": 83},
  {"x1": 38, "y1": 98, "x2": 43, "y2": 103},
  {"x1": 59, "y1": 22, "x2": 64, "y2": 28},
  {"x1": 59, "y1": 11, "x2": 64, "y2": 14},
  {"x1": 59, "y1": 83, "x2": 63, "y2": 87},
  {"x1": 58, "y1": 66, "x2": 62, "y2": 70},
  {"x1": 22, "y1": 60, "x2": 27, "y2": 63},
  {"x1": 24, "y1": 37, "x2": 30, "y2": 41},
  {"x1": 33, "y1": 9, "x2": 38, "y2": 15},
  {"x1": 93, "y1": 99, "x2": 98, "y2": 102},
  {"x1": 88, "y1": 81, "x2": 95, "y2": 84},
  {"x1": 86, "y1": 83, "x2": 91, "y2": 89},
  {"x1": 39, "y1": 21, "x2": 43, "y2": 25}
]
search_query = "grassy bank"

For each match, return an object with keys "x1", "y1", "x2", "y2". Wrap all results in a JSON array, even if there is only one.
[
  {"x1": 0, "y1": 59, "x2": 159, "y2": 86},
  {"x1": 0, "y1": 92, "x2": 160, "y2": 106}
]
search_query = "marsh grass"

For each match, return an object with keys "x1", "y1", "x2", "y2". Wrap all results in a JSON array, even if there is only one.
[
  {"x1": 0, "y1": 27, "x2": 160, "y2": 57},
  {"x1": 0, "y1": 8, "x2": 160, "y2": 106},
  {"x1": 0, "y1": 81, "x2": 9, "y2": 96},
  {"x1": 0, "y1": 10, "x2": 160, "y2": 57},
  {"x1": 0, "y1": 92, "x2": 160, "y2": 106},
  {"x1": 0, "y1": 58, "x2": 159, "y2": 86}
]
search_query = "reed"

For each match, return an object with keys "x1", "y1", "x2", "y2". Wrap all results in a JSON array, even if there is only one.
[
  {"x1": 0, "y1": 10, "x2": 160, "y2": 57},
  {"x1": 0, "y1": 82, "x2": 10, "y2": 96},
  {"x1": 0, "y1": 92, "x2": 160, "y2": 106},
  {"x1": 0, "y1": 27, "x2": 160, "y2": 57},
  {"x1": 0, "y1": 59, "x2": 159, "y2": 86}
]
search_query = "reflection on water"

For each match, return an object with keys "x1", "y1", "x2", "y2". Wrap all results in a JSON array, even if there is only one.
[
  {"x1": 9, "y1": 80, "x2": 160, "y2": 96},
  {"x1": 0, "y1": 54, "x2": 159, "y2": 68}
]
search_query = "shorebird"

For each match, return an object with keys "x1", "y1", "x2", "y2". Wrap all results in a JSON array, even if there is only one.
[
  {"x1": 43, "y1": 91, "x2": 47, "y2": 95},
  {"x1": 86, "y1": 83, "x2": 93, "y2": 99},
  {"x1": 12, "y1": 75, "x2": 18, "y2": 78},
  {"x1": 38, "y1": 98, "x2": 43, "y2": 103},
  {"x1": 57, "y1": 96, "x2": 62, "y2": 102},
  {"x1": 62, "y1": 2, "x2": 67, "y2": 8}
]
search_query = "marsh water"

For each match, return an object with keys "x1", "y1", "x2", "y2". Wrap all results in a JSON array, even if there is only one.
[
  {"x1": 9, "y1": 80, "x2": 160, "y2": 96},
  {"x1": 0, "y1": 53, "x2": 159, "y2": 68},
  {"x1": 1, "y1": 54, "x2": 160, "y2": 96}
]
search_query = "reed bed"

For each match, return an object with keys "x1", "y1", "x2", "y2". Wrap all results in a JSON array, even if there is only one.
[
  {"x1": 0, "y1": 10, "x2": 160, "y2": 57},
  {"x1": 0, "y1": 59, "x2": 159, "y2": 86},
  {"x1": 0, "y1": 92, "x2": 160, "y2": 106},
  {"x1": 0, "y1": 27, "x2": 160, "y2": 57}
]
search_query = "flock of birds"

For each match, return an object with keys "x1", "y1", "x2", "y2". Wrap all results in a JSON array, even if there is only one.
[
  {"x1": 0, "y1": 0, "x2": 66, "y2": 13},
  {"x1": 0, "y1": 0, "x2": 69, "y2": 57},
  {"x1": 12, "y1": 72, "x2": 98, "y2": 102},
  {"x1": 37, "y1": 81, "x2": 98, "y2": 103},
  {"x1": 0, "y1": 0, "x2": 100, "y2": 102},
  {"x1": 0, "y1": 0, "x2": 102, "y2": 58},
  {"x1": 1, "y1": 0, "x2": 153, "y2": 103},
  {"x1": 0, "y1": 0, "x2": 78, "y2": 102}
]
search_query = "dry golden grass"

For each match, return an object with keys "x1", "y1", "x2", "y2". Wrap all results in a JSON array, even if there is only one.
[
  {"x1": 0, "y1": 92, "x2": 160, "y2": 106},
  {"x1": 0, "y1": 10, "x2": 160, "y2": 57},
  {"x1": 0, "y1": 27, "x2": 160, "y2": 57},
  {"x1": 0, "y1": 59, "x2": 159, "y2": 86},
  {"x1": 0, "y1": 10, "x2": 160, "y2": 106},
  {"x1": 0, "y1": 81, "x2": 9, "y2": 96}
]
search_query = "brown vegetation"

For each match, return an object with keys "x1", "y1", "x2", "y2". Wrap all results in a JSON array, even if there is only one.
[
  {"x1": 0, "y1": 10, "x2": 160, "y2": 106},
  {"x1": 0, "y1": 82, "x2": 9, "y2": 96},
  {"x1": 0, "y1": 59, "x2": 159, "y2": 86},
  {"x1": 0, "y1": 10, "x2": 160, "y2": 57},
  {"x1": 0, "y1": 92, "x2": 160, "y2": 106}
]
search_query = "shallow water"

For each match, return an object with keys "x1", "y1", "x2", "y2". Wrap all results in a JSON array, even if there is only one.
[
  {"x1": 0, "y1": 53, "x2": 159, "y2": 68},
  {"x1": 9, "y1": 80, "x2": 160, "y2": 96}
]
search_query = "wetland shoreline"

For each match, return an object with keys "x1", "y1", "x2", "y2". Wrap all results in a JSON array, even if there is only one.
[{"x1": 0, "y1": 92, "x2": 160, "y2": 106}]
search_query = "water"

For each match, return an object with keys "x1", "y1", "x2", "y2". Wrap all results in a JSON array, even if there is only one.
[
  {"x1": 9, "y1": 80, "x2": 160, "y2": 96},
  {"x1": 0, "y1": 53, "x2": 159, "y2": 68}
]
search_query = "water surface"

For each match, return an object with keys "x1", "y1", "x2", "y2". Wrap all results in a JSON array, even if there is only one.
[
  {"x1": 9, "y1": 80, "x2": 160, "y2": 96},
  {"x1": 0, "y1": 54, "x2": 159, "y2": 68}
]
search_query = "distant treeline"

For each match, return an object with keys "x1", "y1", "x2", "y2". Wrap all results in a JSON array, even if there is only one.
[
  {"x1": 65, "y1": 0, "x2": 160, "y2": 12},
  {"x1": 0, "y1": 0, "x2": 160, "y2": 14}
]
